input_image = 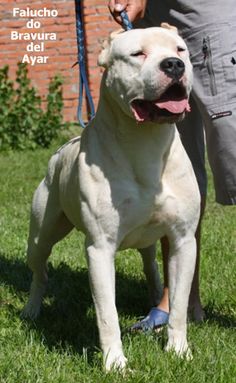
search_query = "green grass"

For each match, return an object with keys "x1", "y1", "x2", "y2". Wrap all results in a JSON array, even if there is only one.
[{"x1": 0, "y1": 140, "x2": 235, "y2": 383}]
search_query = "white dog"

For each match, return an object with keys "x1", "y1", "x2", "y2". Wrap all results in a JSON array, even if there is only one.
[{"x1": 22, "y1": 25, "x2": 200, "y2": 371}]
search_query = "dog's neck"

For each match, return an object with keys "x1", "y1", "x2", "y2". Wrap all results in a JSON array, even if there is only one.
[
  {"x1": 89, "y1": 82, "x2": 176, "y2": 188},
  {"x1": 96, "y1": 78, "x2": 175, "y2": 141}
]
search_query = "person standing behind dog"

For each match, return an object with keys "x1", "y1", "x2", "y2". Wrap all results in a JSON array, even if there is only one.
[{"x1": 108, "y1": 0, "x2": 236, "y2": 329}]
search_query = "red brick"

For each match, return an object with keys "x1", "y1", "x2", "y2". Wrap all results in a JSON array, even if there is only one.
[
  {"x1": 40, "y1": 18, "x2": 56, "y2": 26},
  {"x1": 0, "y1": 0, "x2": 112, "y2": 119},
  {"x1": 41, "y1": 24, "x2": 68, "y2": 32},
  {"x1": 58, "y1": 16, "x2": 75, "y2": 25}
]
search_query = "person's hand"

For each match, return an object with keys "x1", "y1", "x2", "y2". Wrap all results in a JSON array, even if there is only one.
[{"x1": 108, "y1": 0, "x2": 148, "y2": 25}]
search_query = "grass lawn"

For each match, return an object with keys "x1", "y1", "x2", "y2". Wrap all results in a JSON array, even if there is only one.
[{"x1": 0, "y1": 138, "x2": 235, "y2": 382}]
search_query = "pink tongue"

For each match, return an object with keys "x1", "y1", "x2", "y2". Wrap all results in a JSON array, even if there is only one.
[{"x1": 156, "y1": 99, "x2": 190, "y2": 114}]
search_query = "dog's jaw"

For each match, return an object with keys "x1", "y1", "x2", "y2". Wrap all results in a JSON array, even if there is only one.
[{"x1": 130, "y1": 82, "x2": 191, "y2": 124}]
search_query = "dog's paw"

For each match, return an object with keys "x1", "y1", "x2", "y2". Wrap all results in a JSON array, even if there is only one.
[
  {"x1": 104, "y1": 346, "x2": 127, "y2": 372},
  {"x1": 166, "y1": 329, "x2": 192, "y2": 360},
  {"x1": 21, "y1": 280, "x2": 46, "y2": 320},
  {"x1": 21, "y1": 301, "x2": 41, "y2": 320},
  {"x1": 165, "y1": 341, "x2": 192, "y2": 360},
  {"x1": 188, "y1": 302, "x2": 205, "y2": 323},
  {"x1": 105, "y1": 354, "x2": 127, "y2": 372}
]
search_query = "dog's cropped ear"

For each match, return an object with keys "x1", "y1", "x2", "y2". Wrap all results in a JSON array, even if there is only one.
[
  {"x1": 161, "y1": 22, "x2": 179, "y2": 35},
  {"x1": 98, "y1": 39, "x2": 111, "y2": 67},
  {"x1": 98, "y1": 29, "x2": 124, "y2": 68}
]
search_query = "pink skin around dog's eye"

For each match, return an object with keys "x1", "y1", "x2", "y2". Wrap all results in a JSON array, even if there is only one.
[
  {"x1": 131, "y1": 51, "x2": 146, "y2": 59},
  {"x1": 177, "y1": 46, "x2": 186, "y2": 53}
]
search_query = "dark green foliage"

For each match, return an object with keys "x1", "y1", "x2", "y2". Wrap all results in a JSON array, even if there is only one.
[{"x1": 0, "y1": 63, "x2": 63, "y2": 150}]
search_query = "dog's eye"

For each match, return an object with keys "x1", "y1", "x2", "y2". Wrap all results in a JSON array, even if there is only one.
[
  {"x1": 131, "y1": 51, "x2": 146, "y2": 57},
  {"x1": 177, "y1": 46, "x2": 186, "y2": 53}
]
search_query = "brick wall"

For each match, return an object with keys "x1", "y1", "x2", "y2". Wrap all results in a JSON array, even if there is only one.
[{"x1": 0, "y1": 0, "x2": 115, "y2": 122}]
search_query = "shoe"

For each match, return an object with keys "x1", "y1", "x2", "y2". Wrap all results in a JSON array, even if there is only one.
[{"x1": 130, "y1": 307, "x2": 169, "y2": 332}]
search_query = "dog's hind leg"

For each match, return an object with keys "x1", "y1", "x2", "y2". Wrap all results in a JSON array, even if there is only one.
[
  {"x1": 22, "y1": 180, "x2": 74, "y2": 319},
  {"x1": 138, "y1": 244, "x2": 163, "y2": 306}
]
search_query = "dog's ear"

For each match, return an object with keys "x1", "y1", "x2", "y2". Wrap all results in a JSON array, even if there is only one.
[
  {"x1": 161, "y1": 22, "x2": 179, "y2": 35},
  {"x1": 98, "y1": 29, "x2": 124, "y2": 68},
  {"x1": 98, "y1": 39, "x2": 111, "y2": 67}
]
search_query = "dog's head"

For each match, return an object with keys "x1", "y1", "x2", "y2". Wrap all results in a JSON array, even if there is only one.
[{"x1": 98, "y1": 25, "x2": 192, "y2": 124}]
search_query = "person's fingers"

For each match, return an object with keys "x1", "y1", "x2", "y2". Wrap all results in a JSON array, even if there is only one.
[
  {"x1": 108, "y1": 0, "x2": 127, "y2": 24},
  {"x1": 129, "y1": 0, "x2": 148, "y2": 20},
  {"x1": 114, "y1": 0, "x2": 127, "y2": 12},
  {"x1": 126, "y1": 3, "x2": 145, "y2": 23},
  {"x1": 109, "y1": 0, "x2": 127, "y2": 12},
  {"x1": 108, "y1": 0, "x2": 147, "y2": 25}
]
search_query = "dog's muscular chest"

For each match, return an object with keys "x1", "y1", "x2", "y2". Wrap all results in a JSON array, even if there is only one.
[
  {"x1": 70, "y1": 127, "x2": 182, "y2": 249},
  {"x1": 118, "y1": 188, "x2": 175, "y2": 249},
  {"x1": 80, "y1": 172, "x2": 174, "y2": 250}
]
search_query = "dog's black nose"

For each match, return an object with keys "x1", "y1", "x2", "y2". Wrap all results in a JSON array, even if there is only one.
[{"x1": 160, "y1": 57, "x2": 185, "y2": 80}]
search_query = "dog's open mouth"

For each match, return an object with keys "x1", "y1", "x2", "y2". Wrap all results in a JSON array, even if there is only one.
[{"x1": 130, "y1": 83, "x2": 190, "y2": 123}]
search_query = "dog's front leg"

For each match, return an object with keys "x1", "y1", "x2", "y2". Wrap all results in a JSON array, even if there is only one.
[
  {"x1": 166, "y1": 235, "x2": 196, "y2": 358},
  {"x1": 86, "y1": 240, "x2": 127, "y2": 371}
]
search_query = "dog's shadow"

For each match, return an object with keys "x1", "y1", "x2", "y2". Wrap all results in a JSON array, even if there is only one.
[
  {"x1": 1, "y1": 253, "x2": 235, "y2": 359},
  {"x1": 0, "y1": 253, "x2": 148, "y2": 355}
]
